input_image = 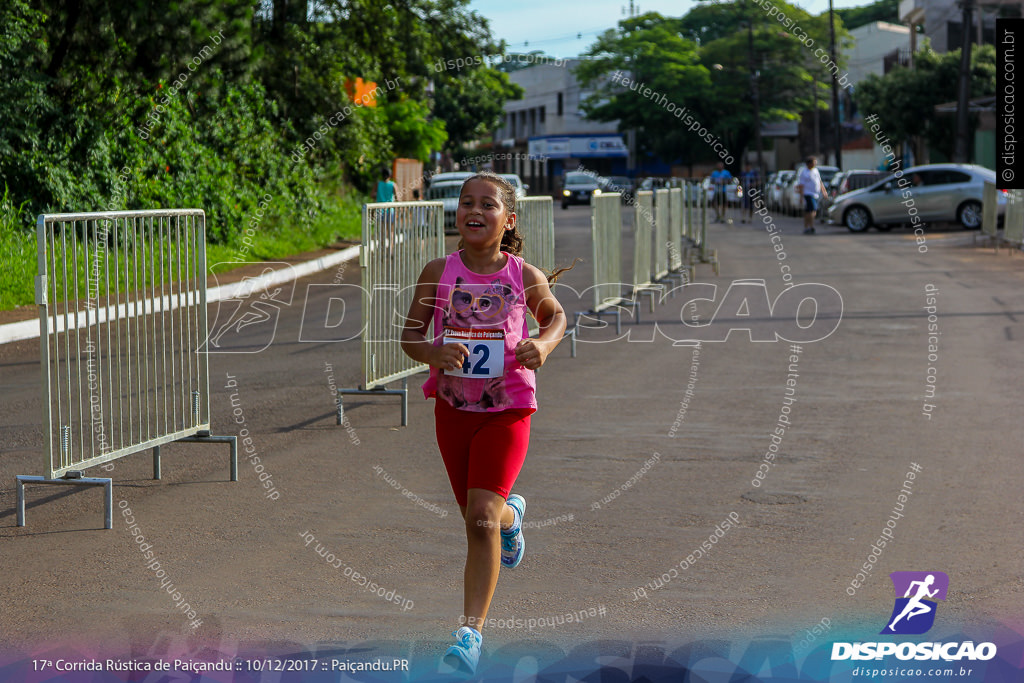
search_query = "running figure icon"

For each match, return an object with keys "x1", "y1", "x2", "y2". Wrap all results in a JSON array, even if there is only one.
[
  {"x1": 888, "y1": 575, "x2": 938, "y2": 631},
  {"x1": 881, "y1": 571, "x2": 949, "y2": 635}
]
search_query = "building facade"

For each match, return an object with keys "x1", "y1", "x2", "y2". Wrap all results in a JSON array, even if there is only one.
[{"x1": 480, "y1": 60, "x2": 629, "y2": 194}]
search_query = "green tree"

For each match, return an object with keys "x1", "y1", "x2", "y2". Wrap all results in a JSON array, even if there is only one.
[
  {"x1": 834, "y1": 0, "x2": 899, "y2": 31},
  {"x1": 576, "y1": 14, "x2": 713, "y2": 169},
  {"x1": 384, "y1": 99, "x2": 448, "y2": 161},
  {"x1": 854, "y1": 45, "x2": 996, "y2": 163},
  {"x1": 577, "y1": 3, "x2": 843, "y2": 170},
  {"x1": 432, "y1": 67, "x2": 524, "y2": 155},
  {"x1": 253, "y1": 0, "x2": 506, "y2": 188}
]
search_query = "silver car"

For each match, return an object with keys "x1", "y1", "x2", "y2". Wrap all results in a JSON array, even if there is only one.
[
  {"x1": 424, "y1": 180, "x2": 467, "y2": 233},
  {"x1": 500, "y1": 173, "x2": 529, "y2": 199},
  {"x1": 827, "y1": 164, "x2": 1005, "y2": 232}
]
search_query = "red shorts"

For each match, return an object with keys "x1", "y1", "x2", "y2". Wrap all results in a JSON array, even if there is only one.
[{"x1": 434, "y1": 398, "x2": 532, "y2": 507}]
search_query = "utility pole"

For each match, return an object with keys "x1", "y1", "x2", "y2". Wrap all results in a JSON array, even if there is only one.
[
  {"x1": 813, "y1": 76, "x2": 820, "y2": 157},
  {"x1": 748, "y1": 19, "x2": 764, "y2": 177},
  {"x1": 954, "y1": 0, "x2": 974, "y2": 163},
  {"x1": 829, "y1": 0, "x2": 842, "y2": 169}
]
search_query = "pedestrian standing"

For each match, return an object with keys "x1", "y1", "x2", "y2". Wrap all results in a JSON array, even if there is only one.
[
  {"x1": 797, "y1": 156, "x2": 829, "y2": 234},
  {"x1": 710, "y1": 161, "x2": 732, "y2": 223},
  {"x1": 376, "y1": 167, "x2": 397, "y2": 202},
  {"x1": 400, "y1": 171, "x2": 569, "y2": 675}
]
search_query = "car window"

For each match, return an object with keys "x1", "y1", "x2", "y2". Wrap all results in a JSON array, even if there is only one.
[
  {"x1": 849, "y1": 173, "x2": 885, "y2": 191},
  {"x1": 426, "y1": 185, "x2": 463, "y2": 199},
  {"x1": 930, "y1": 170, "x2": 972, "y2": 185},
  {"x1": 869, "y1": 177, "x2": 896, "y2": 192}
]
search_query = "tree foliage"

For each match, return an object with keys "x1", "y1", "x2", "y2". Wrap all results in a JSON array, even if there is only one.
[
  {"x1": 854, "y1": 45, "x2": 996, "y2": 161},
  {"x1": 834, "y1": 0, "x2": 899, "y2": 32},
  {"x1": 576, "y1": 1, "x2": 845, "y2": 170},
  {"x1": 0, "y1": 0, "x2": 522, "y2": 240}
]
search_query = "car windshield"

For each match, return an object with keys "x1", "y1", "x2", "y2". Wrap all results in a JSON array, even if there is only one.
[
  {"x1": 426, "y1": 184, "x2": 463, "y2": 199},
  {"x1": 565, "y1": 173, "x2": 595, "y2": 186}
]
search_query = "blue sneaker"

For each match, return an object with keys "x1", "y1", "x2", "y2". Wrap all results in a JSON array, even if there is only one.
[
  {"x1": 501, "y1": 495, "x2": 526, "y2": 568},
  {"x1": 441, "y1": 626, "x2": 482, "y2": 674}
]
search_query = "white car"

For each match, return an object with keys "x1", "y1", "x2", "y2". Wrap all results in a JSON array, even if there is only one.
[
  {"x1": 500, "y1": 174, "x2": 529, "y2": 199},
  {"x1": 770, "y1": 170, "x2": 795, "y2": 211},
  {"x1": 424, "y1": 172, "x2": 475, "y2": 232},
  {"x1": 827, "y1": 163, "x2": 1005, "y2": 232}
]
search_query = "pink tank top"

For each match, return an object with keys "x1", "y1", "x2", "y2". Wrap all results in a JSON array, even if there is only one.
[{"x1": 421, "y1": 251, "x2": 537, "y2": 412}]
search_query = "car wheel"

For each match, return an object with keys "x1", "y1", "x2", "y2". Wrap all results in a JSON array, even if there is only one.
[
  {"x1": 958, "y1": 200, "x2": 982, "y2": 229},
  {"x1": 562, "y1": 202, "x2": 568, "y2": 210},
  {"x1": 844, "y1": 206, "x2": 872, "y2": 232}
]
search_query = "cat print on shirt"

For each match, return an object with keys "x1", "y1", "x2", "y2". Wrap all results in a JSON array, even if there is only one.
[{"x1": 438, "y1": 277, "x2": 518, "y2": 410}]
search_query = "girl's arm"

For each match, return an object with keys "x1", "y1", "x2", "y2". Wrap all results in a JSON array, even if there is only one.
[
  {"x1": 516, "y1": 264, "x2": 567, "y2": 370},
  {"x1": 401, "y1": 258, "x2": 469, "y2": 369}
]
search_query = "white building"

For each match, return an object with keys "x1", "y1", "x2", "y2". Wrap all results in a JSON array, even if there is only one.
[
  {"x1": 899, "y1": 0, "x2": 1016, "y2": 54},
  {"x1": 485, "y1": 60, "x2": 629, "y2": 193},
  {"x1": 846, "y1": 21, "x2": 912, "y2": 85}
]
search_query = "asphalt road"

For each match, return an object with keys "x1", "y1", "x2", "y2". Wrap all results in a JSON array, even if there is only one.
[{"x1": 1, "y1": 201, "x2": 1023, "y2": 676}]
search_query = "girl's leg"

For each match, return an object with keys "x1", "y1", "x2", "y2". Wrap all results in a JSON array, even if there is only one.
[{"x1": 460, "y1": 487, "x2": 514, "y2": 631}]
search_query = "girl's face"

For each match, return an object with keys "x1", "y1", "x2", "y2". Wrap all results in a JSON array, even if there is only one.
[{"x1": 457, "y1": 178, "x2": 514, "y2": 248}]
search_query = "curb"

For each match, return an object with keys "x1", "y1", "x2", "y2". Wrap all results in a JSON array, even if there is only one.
[{"x1": 0, "y1": 245, "x2": 361, "y2": 346}]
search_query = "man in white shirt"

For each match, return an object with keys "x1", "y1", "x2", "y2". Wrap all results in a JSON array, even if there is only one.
[{"x1": 796, "y1": 156, "x2": 829, "y2": 234}]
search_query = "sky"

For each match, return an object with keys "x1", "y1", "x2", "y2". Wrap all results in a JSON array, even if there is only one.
[{"x1": 467, "y1": 0, "x2": 874, "y2": 58}]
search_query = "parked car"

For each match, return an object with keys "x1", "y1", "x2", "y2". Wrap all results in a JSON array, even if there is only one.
[
  {"x1": 637, "y1": 177, "x2": 668, "y2": 192},
  {"x1": 822, "y1": 170, "x2": 888, "y2": 222},
  {"x1": 599, "y1": 175, "x2": 635, "y2": 203},
  {"x1": 424, "y1": 178, "x2": 469, "y2": 233},
  {"x1": 426, "y1": 171, "x2": 473, "y2": 188},
  {"x1": 782, "y1": 173, "x2": 803, "y2": 216},
  {"x1": 769, "y1": 170, "x2": 795, "y2": 211},
  {"x1": 830, "y1": 170, "x2": 889, "y2": 196},
  {"x1": 500, "y1": 173, "x2": 528, "y2": 199},
  {"x1": 560, "y1": 171, "x2": 602, "y2": 209},
  {"x1": 827, "y1": 163, "x2": 1006, "y2": 232}
]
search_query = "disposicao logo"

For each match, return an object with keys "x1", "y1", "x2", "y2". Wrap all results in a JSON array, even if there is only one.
[
  {"x1": 831, "y1": 571, "x2": 997, "y2": 663},
  {"x1": 881, "y1": 571, "x2": 948, "y2": 635}
]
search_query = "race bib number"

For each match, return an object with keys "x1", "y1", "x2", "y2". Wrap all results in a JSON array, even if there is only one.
[{"x1": 443, "y1": 328, "x2": 504, "y2": 378}]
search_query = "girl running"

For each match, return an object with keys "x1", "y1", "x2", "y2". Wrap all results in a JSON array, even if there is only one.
[{"x1": 401, "y1": 171, "x2": 568, "y2": 674}]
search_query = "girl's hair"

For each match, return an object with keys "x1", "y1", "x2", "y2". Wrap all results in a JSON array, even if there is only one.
[{"x1": 457, "y1": 171, "x2": 577, "y2": 283}]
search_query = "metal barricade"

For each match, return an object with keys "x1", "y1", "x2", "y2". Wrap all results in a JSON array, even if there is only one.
[
  {"x1": 337, "y1": 201, "x2": 444, "y2": 426},
  {"x1": 632, "y1": 191, "x2": 655, "y2": 292},
  {"x1": 571, "y1": 193, "x2": 625, "y2": 343},
  {"x1": 668, "y1": 188, "x2": 684, "y2": 273},
  {"x1": 978, "y1": 182, "x2": 998, "y2": 250},
  {"x1": 516, "y1": 196, "x2": 556, "y2": 336},
  {"x1": 590, "y1": 193, "x2": 624, "y2": 314},
  {"x1": 517, "y1": 197, "x2": 555, "y2": 274},
  {"x1": 18, "y1": 209, "x2": 237, "y2": 529},
  {"x1": 630, "y1": 191, "x2": 662, "y2": 321},
  {"x1": 653, "y1": 189, "x2": 670, "y2": 281},
  {"x1": 685, "y1": 181, "x2": 697, "y2": 244},
  {"x1": 1004, "y1": 190, "x2": 1024, "y2": 249}
]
